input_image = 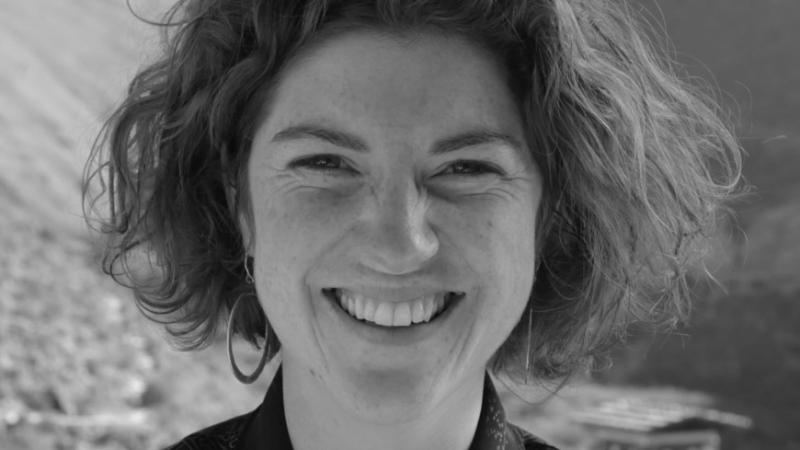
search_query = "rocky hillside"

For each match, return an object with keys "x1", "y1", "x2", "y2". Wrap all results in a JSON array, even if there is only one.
[{"x1": 0, "y1": 1, "x2": 268, "y2": 448}]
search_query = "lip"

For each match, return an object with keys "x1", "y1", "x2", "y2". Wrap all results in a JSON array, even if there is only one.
[{"x1": 320, "y1": 288, "x2": 464, "y2": 347}]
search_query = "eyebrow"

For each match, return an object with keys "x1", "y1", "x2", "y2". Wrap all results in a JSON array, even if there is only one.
[{"x1": 271, "y1": 123, "x2": 524, "y2": 156}]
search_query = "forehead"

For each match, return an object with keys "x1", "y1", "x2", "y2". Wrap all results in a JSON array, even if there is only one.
[{"x1": 261, "y1": 29, "x2": 524, "y2": 141}]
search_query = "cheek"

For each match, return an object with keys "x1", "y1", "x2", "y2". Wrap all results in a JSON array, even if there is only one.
[
  {"x1": 437, "y1": 194, "x2": 537, "y2": 267},
  {"x1": 250, "y1": 190, "x2": 357, "y2": 338},
  {"x1": 249, "y1": 187, "x2": 362, "y2": 304},
  {"x1": 437, "y1": 195, "x2": 537, "y2": 313}
]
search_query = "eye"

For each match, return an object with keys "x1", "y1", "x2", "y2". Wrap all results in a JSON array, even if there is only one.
[
  {"x1": 439, "y1": 160, "x2": 504, "y2": 177},
  {"x1": 289, "y1": 154, "x2": 355, "y2": 175}
]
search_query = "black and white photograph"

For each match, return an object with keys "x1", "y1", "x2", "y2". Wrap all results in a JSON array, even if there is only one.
[{"x1": 0, "y1": 0, "x2": 797, "y2": 449}]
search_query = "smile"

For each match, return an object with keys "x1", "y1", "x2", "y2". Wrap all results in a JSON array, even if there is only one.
[{"x1": 323, "y1": 288, "x2": 462, "y2": 327}]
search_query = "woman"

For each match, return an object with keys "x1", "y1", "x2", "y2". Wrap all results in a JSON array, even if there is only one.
[{"x1": 83, "y1": 0, "x2": 742, "y2": 448}]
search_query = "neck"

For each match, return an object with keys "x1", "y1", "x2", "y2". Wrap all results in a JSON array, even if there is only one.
[{"x1": 282, "y1": 360, "x2": 485, "y2": 450}]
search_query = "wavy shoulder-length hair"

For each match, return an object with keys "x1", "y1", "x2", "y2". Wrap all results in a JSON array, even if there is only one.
[{"x1": 84, "y1": 0, "x2": 741, "y2": 383}]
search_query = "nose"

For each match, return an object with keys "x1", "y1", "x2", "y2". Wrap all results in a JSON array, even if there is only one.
[{"x1": 357, "y1": 177, "x2": 439, "y2": 275}]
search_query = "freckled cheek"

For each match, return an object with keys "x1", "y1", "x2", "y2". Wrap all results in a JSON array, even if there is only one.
[
  {"x1": 434, "y1": 196, "x2": 533, "y2": 253},
  {"x1": 436, "y1": 198, "x2": 536, "y2": 303},
  {"x1": 252, "y1": 191, "x2": 360, "y2": 321}
]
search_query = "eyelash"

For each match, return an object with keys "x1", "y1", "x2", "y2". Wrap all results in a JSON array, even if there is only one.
[
  {"x1": 439, "y1": 160, "x2": 504, "y2": 176},
  {"x1": 289, "y1": 154, "x2": 504, "y2": 177},
  {"x1": 289, "y1": 154, "x2": 354, "y2": 174}
]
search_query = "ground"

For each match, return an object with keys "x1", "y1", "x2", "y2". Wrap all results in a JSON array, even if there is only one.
[{"x1": 1, "y1": 0, "x2": 798, "y2": 449}]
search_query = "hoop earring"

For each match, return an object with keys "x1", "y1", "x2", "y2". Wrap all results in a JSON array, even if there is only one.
[
  {"x1": 524, "y1": 302, "x2": 533, "y2": 384},
  {"x1": 227, "y1": 295, "x2": 269, "y2": 384}
]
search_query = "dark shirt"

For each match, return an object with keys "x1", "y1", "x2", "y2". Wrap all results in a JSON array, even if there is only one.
[{"x1": 167, "y1": 368, "x2": 559, "y2": 450}]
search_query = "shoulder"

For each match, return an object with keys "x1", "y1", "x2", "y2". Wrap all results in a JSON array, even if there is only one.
[
  {"x1": 508, "y1": 422, "x2": 562, "y2": 450},
  {"x1": 164, "y1": 412, "x2": 253, "y2": 450}
]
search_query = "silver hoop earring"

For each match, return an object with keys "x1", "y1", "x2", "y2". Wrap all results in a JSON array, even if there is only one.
[
  {"x1": 227, "y1": 295, "x2": 269, "y2": 384},
  {"x1": 524, "y1": 303, "x2": 533, "y2": 384}
]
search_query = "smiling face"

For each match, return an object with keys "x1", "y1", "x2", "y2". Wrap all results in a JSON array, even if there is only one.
[{"x1": 244, "y1": 28, "x2": 542, "y2": 420}]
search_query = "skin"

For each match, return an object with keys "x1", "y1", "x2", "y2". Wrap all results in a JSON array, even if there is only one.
[{"x1": 242, "y1": 29, "x2": 543, "y2": 450}]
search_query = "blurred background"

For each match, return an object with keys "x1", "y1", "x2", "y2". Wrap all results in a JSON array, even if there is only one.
[{"x1": 0, "y1": 0, "x2": 797, "y2": 448}]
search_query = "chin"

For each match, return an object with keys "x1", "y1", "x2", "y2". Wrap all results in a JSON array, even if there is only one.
[{"x1": 333, "y1": 367, "x2": 444, "y2": 423}]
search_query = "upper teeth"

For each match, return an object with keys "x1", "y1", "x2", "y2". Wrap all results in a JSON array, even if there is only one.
[{"x1": 336, "y1": 289, "x2": 449, "y2": 327}]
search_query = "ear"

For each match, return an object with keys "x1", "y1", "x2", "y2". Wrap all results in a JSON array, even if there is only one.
[
  {"x1": 226, "y1": 183, "x2": 254, "y2": 255},
  {"x1": 238, "y1": 212, "x2": 254, "y2": 256}
]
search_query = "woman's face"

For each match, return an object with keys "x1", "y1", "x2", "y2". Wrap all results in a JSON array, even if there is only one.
[{"x1": 245, "y1": 29, "x2": 542, "y2": 419}]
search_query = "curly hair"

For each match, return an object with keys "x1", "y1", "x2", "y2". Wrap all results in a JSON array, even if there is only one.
[{"x1": 83, "y1": 0, "x2": 742, "y2": 383}]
